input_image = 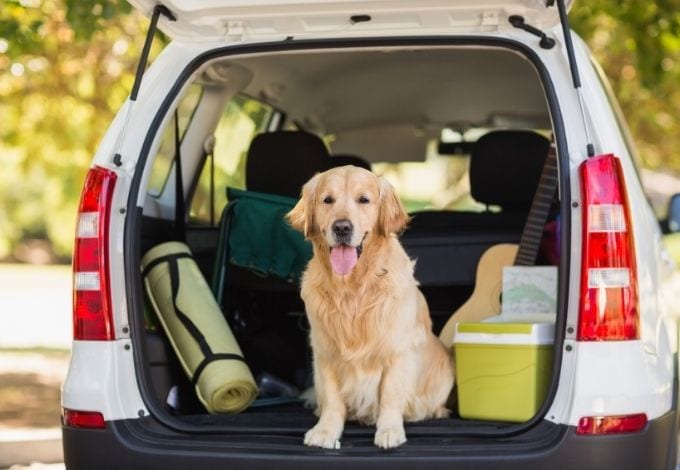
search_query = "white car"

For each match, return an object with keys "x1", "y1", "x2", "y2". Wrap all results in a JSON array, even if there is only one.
[{"x1": 61, "y1": 1, "x2": 680, "y2": 468}]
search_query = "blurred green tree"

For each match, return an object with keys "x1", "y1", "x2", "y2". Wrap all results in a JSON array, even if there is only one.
[
  {"x1": 0, "y1": 0, "x2": 678, "y2": 261},
  {"x1": 0, "y1": 0, "x2": 148, "y2": 260},
  {"x1": 571, "y1": 1, "x2": 680, "y2": 172}
]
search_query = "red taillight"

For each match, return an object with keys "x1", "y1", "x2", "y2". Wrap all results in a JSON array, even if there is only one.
[
  {"x1": 62, "y1": 408, "x2": 106, "y2": 429},
  {"x1": 576, "y1": 413, "x2": 647, "y2": 435},
  {"x1": 73, "y1": 166, "x2": 117, "y2": 341},
  {"x1": 578, "y1": 154, "x2": 639, "y2": 341}
]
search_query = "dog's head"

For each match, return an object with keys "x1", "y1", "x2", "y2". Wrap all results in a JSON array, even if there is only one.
[{"x1": 287, "y1": 165, "x2": 408, "y2": 276}]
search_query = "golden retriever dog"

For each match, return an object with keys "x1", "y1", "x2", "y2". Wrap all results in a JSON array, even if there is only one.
[{"x1": 287, "y1": 165, "x2": 454, "y2": 449}]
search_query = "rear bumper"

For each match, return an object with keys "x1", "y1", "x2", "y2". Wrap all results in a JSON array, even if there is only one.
[{"x1": 62, "y1": 409, "x2": 678, "y2": 470}]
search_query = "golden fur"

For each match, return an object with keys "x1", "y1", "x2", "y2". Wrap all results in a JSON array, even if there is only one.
[{"x1": 287, "y1": 165, "x2": 454, "y2": 449}]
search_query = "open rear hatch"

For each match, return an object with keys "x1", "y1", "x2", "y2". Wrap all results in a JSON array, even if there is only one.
[
  {"x1": 127, "y1": 0, "x2": 573, "y2": 41},
  {"x1": 124, "y1": 0, "x2": 575, "y2": 454}
]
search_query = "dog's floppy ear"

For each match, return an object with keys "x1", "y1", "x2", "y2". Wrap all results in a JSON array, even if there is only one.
[
  {"x1": 286, "y1": 173, "x2": 320, "y2": 238},
  {"x1": 378, "y1": 176, "x2": 409, "y2": 236}
]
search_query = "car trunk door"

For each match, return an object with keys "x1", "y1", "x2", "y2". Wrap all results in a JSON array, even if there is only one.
[{"x1": 127, "y1": 0, "x2": 574, "y2": 42}]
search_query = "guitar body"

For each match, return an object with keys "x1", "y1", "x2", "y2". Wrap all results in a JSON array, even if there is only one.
[{"x1": 438, "y1": 244, "x2": 518, "y2": 348}]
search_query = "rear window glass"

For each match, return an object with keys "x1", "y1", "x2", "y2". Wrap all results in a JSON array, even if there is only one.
[
  {"x1": 189, "y1": 95, "x2": 274, "y2": 225},
  {"x1": 147, "y1": 84, "x2": 203, "y2": 197}
]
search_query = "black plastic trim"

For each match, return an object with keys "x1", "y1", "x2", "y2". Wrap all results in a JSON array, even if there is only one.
[
  {"x1": 124, "y1": 35, "x2": 571, "y2": 439},
  {"x1": 62, "y1": 408, "x2": 678, "y2": 469},
  {"x1": 131, "y1": 5, "x2": 176, "y2": 101}
]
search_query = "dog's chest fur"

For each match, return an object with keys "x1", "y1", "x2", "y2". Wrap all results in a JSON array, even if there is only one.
[
  {"x1": 306, "y1": 273, "x2": 415, "y2": 355},
  {"x1": 302, "y1": 270, "x2": 425, "y2": 423}
]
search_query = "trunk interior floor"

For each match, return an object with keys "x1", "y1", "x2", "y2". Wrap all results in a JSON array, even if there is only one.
[
  {"x1": 125, "y1": 405, "x2": 569, "y2": 458},
  {"x1": 173, "y1": 402, "x2": 513, "y2": 436}
]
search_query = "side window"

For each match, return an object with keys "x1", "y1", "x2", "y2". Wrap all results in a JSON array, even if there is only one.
[
  {"x1": 189, "y1": 95, "x2": 274, "y2": 225},
  {"x1": 147, "y1": 84, "x2": 203, "y2": 197}
]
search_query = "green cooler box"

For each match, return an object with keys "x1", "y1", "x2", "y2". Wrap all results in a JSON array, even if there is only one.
[{"x1": 453, "y1": 321, "x2": 554, "y2": 423}]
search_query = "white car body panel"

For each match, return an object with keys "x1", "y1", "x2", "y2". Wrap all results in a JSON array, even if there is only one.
[
  {"x1": 538, "y1": 34, "x2": 676, "y2": 426},
  {"x1": 63, "y1": 6, "x2": 677, "y2": 444},
  {"x1": 564, "y1": 341, "x2": 673, "y2": 425},
  {"x1": 128, "y1": 0, "x2": 574, "y2": 42},
  {"x1": 62, "y1": 341, "x2": 147, "y2": 420}
]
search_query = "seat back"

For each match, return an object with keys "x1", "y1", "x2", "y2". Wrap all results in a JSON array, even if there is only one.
[
  {"x1": 407, "y1": 130, "x2": 550, "y2": 230},
  {"x1": 402, "y1": 130, "x2": 550, "y2": 288},
  {"x1": 402, "y1": 130, "x2": 552, "y2": 333}
]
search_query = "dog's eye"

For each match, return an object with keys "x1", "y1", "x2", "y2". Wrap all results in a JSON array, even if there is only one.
[
  {"x1": 323, "y1": 196, "x2": 335, "y2": 204},
  {"x1": 358, "y1": 196, "x2": 370, "y2": 204}
]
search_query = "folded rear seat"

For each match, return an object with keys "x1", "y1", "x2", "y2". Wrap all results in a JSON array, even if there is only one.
[{"x1": 402, "y1": 130, "x2": 550, "y2": 288}]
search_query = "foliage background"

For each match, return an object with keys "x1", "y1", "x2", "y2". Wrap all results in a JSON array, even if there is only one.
[{"x1": 0, "y1": 0, "x2": 679, "y2": 261}]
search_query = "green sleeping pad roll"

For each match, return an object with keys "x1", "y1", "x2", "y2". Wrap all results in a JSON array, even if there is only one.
[{"x1": 142, "y1": 241, "x2": 258, "y2": 413}]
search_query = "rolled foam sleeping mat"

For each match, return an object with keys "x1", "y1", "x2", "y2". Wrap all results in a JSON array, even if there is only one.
[{"x1": 142, "y1": 241, "x2": 258, "y2": 413}]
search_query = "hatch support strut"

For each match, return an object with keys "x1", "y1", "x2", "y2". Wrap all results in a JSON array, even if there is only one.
[
  {"x1": 553, "y1": 0, "x2": 595, "y2": 157},
  {"x1": 131, "y1": 4, "x2": 176, "y2": 101},
  {"x1": 113, "y1": 4, "x2": 176, "y2": 167}
]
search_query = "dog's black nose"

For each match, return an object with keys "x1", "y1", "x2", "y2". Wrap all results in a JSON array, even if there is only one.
[{"x1": 332, "y1": 219, "x2": 353, "y2": 238}]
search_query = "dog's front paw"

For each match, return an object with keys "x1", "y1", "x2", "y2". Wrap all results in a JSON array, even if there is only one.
[
  {"x1": 304, "y1": 425, "x2": 341, "y2": 449},
  {"x1": 374, "y1": 425, "x2": 406, "y2": 449}
]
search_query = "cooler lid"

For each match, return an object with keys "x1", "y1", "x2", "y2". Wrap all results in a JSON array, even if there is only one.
[{"x1": 454, "y1": 321, "x2": 555, "y2": 345}]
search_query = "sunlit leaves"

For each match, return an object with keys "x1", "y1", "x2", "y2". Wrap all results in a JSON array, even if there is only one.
[
  {"x1": 0, "y1": 0, "x2": 44, "y2": 59},
  {"x1": 64, "y1": 0, "x2": 131, "y2": 40},
  {"x1": 571, "y1": 2, "x2": 680, "y2": 172},
  {"x1": 0, "y1": 0, "x2": 146, "y2": 259}
]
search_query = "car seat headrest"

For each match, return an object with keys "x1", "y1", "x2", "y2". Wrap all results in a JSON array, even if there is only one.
[
  {"x1": 329, "y1": 154, "x2": 372, "y2": 171},
  {"x1": 469, "y1": 130, "x2": 550, "y2": 212},
  {"x1": 246, "y1": 131, "x2": 330, "y2": 198}
]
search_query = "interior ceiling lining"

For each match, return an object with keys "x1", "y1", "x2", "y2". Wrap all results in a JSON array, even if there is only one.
[
  {"x1": 234, "y1": 47, "x2": 548, "y2": 128},
  {"x1": 209, "y1": 46, "x2": 550, "y2": 162}
]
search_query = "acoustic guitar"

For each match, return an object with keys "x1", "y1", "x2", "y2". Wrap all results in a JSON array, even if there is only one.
[{"x1": 438, "y1": 144, "x2": 558, "y2": 349}]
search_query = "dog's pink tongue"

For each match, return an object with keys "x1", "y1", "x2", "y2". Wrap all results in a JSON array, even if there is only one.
[{"x1": 330, "y1": 245, "x2": 358, "y2": 275}]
